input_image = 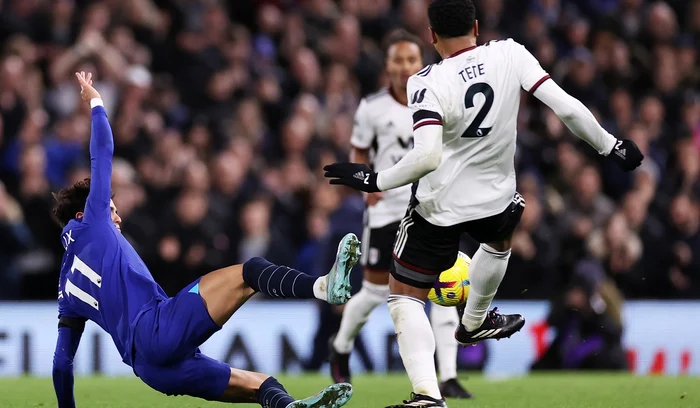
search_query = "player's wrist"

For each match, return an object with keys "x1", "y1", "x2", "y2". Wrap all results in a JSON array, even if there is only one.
[
  {"x1": 375, "y1": 172, "x2": 385, "y2": 192},
  {"x1": 608, "y1": 138, "x2": 644, "y2": 172},
  {"x1": 90, "y1": 98, "x2": 104, "y2": 109},
  {"x1": 604, "y1": 137, "x2": 619, "y2": 157}
]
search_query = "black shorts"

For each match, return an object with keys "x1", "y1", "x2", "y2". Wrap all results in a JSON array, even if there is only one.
[
  {"x1": 391, "y1": 192, "x2": 525, "y2": 289},
  {"x1": 360, "y1": 221, "x2": 400, "y2": 270}
]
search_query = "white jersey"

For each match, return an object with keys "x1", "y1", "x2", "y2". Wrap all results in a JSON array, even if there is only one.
[
  {"x1": 406, "y1": 39, "x2": 552, "y2": 226},
  {"x1": 351, "y1": 89, "x2": 414, "y2": 228}
]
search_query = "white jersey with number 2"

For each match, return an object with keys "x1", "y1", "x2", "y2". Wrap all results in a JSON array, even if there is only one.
[{"x1": 407, "y1": 39, "x2": 555, "y2": 226}]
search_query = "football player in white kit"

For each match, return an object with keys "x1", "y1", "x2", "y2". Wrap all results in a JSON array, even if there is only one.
[
  {"x1": 325, "y1": 1, "x2": 644, "y2": 406},
  {"x1": 328, "y1": 29, "x2": 472, "y2": 400}
]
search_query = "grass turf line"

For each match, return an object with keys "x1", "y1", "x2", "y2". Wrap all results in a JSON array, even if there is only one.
[{"x1": 0, "y1": 373, "x2": 696, "y2": 408}]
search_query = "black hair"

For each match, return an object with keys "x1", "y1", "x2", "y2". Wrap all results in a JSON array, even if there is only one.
[
  {"x1": 428, "y1": 0, "x2": 477, "y2": 39},
  {"x1": 52, "y1": 178, "x2": 115, "y2": 227},
  {"x1": 382, "y1": 28, "x2": 424, "y2": 57},
  {"x1": 52, "y1": 178, "x2": 91, "y2": 227}
]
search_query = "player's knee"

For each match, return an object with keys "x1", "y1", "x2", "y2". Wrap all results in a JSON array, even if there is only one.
[
  {"x1": 481, "y1": 242, "x2": 511, "y2": 256},
  {"x1": 387, "y1": 293, "x2": 422, "y2": 303},
  {"x1": 361, "y1": 280, "x2": 390, "y2": 299},
  {"x1": 484, "y1": 240, "x2": 510, "y2": 253}
]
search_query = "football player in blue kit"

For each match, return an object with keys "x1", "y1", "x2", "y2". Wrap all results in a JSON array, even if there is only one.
[{"x1": 52, "y1": 72, "x2": 360, "y2": 408}]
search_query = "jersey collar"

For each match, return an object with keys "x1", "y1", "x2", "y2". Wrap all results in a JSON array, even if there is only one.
[
  {"x1": 388, "y1": 86, "x2": 407, "y2": 106},
  {"x1": 447, "y1": 45, "x2": 478, "y2": 59}
]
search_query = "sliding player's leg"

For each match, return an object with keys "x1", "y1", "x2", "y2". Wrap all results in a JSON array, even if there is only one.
[
  {"x1": 330, "y1": 225, "x2": 394, "y2": 383},
  {"x1": 455, "y1": 193, "x2": 526, "y2": 345},
  {"x1": 132, "y1": 234, "x2": 360, "y2": 406},
  {"x1": 238, "y1": 232, "x2": 361, "y2": 306},
  {"x1": 132, "y1": 232, "x2": 361, "y2": 368},
  {"x1": 198, "y1": 232, "x2": 361, "y2": 328},
  {"x1": 134, "y1": 352, "x2": 353, "y2": 407},
  {"x1": 430, "y1": 304, "x2": 473, "y2": 399}
]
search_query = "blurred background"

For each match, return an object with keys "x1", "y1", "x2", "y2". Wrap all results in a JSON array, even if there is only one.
[{"x1": 0, "y1": 0, "x2": 699, "y2": 377}]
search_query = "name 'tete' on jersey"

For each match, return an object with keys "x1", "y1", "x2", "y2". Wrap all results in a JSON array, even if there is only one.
[{"x1": 407, "y1": 39, "x2": 550, "y2": 226}]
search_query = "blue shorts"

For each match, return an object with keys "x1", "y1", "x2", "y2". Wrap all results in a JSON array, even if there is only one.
[
  {"x1": 133, "y1": 352, "x2": 231, "y2": 400},
  {"x1": 132, "y1": 278, "x2": 231, "y2": 399}
]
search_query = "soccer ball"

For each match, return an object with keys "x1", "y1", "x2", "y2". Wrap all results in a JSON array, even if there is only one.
[{"x1": 428, "y1": 251, "x2": 471, "y2": 307}]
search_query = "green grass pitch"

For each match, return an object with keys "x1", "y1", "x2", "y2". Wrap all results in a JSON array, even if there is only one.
[{"x1": 0, "y1": 373, "x2": 696, "y2": 408}]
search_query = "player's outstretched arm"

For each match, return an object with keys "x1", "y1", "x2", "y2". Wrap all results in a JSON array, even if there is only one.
[
  {"x1": 375, "y1": 124, "x2": 442, "y2": 190},
  {"x1": 324, "y1": 77, "x2": 443, "y2": 192},
  {"x1": 533, "y1": 80, "x2": 643, "y2": 171},
  {"x1": 512, "y1": 40, "x2": 643, "y2": 172},
  {"x1": 76, "y1": 71, "x2": 115, "y2": 223},
  {"x1": 323, "y1": 126, "x2": 441, "y2": 193},
  {"x1": 52, "y1": 317, "x2": 85, "y2": 408}
]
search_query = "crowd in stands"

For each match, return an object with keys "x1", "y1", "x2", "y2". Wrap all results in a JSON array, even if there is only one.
[{"x1": 0, "y1": 0, "x2": 698, "y2": 302}]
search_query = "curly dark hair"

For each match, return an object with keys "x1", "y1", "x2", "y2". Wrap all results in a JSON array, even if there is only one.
[
  {"x1": 428, "y1": 0, "x2": 477, "y2": 39},
  {"x1": 52, "y1": 178, "x2": 91, "y2": 227},
  {"x1": 382, "y1": 28, "x2": 424, "y2": 57}
]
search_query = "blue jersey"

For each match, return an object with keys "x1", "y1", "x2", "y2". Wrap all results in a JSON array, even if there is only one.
[{"x1": 56, "y1": 105, "x2": 167, "y2": 366}]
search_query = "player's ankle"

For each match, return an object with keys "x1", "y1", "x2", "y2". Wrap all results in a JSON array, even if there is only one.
[
  {"x1": 413, "y1": 379, "x2": 443, "y2": 400},
  {"x1": 462, "y1": 313, "x2": 486, "y2": 332},
  {"x1": 313, "y1": 275, "x2": 328, "y2": 300}
]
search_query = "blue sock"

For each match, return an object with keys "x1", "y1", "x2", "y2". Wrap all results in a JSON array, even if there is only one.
[
  {"x1": 257, "y1": 377, "x2": 295, "y2": 408},
  {"x1": 243, "y1": 257, "x2": 317, "y2": 299}
]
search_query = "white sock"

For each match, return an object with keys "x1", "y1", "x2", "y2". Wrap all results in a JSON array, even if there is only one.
[
  {"x1": 461, "y1": 244, "x2": 511, "y2": 331},
  {"x1": 430, "y1": 304, "x2": 459, "y2": 382},
  {"x1": 388, "y1": 295, "x2": 442, "y2": 400},
  {"x1": 313, "y1": 276, "x2": 328, "y2": 300},
  {"x1": 333, "y1": 281, "x2": 389, "y2": 354}
]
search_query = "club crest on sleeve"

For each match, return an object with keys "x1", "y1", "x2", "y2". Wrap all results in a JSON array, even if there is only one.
[{"x1": 411, "y1": 89, "x2": 427, "y2": 104}]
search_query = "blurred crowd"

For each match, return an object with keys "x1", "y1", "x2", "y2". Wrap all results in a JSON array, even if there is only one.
[{"x1": 0, "y1": 0, "x2": 698, "y2": 305}]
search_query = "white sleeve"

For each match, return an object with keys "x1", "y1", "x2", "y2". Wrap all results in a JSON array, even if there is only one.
[
  {"x1": 533, "y1": 80, "x2": 617, "y2": 155},
  {"x1": 376, "y1": 124, "x2": 442, "y2": 191},
  {"x1": 511, "y1": 39, "x2": 551, "y2": 93},
  {"x1": 406, "y1": 73, "x2": 445, "y2": 119},
  {"x1": 349, "y1": 99, "x2": 374, "y2": 149},
  {"x1": 375, "y1": 74, "x2": 443, "y2": 191}
]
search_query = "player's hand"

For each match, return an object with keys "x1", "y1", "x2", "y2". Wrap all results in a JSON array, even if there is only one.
[
  {"x1": 365, "y1": 192, "x2": 384, "y2": 206},
  {"x1": 608, "y1": 138, "x2": 643, "y2": 172},
  {"x1": 324, "y1": 162, "x2": 380, "y2": 193},
  {"x1": 75, "y1": 71, "x2": 101, "y2": 102}
]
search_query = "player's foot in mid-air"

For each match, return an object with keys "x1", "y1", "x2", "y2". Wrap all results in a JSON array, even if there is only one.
[
  {"x1": 455, "y1": 307, "x2": 525, "y2": 345},
  {"x1": 287, "y1": 383, "x2": 353, "y2": 408},
  {"x1": 385, "y1": 393, "x2": 447, "y2": 407},
  {"x1": 439, "y1": 378, "x2": 473, "y2": 399},
  {"x1": 325, "y1": 233, "x2": 361, "y2": 304},
  {"x1": 328, "y1": 335, "x2": 351, "y2": 383}
]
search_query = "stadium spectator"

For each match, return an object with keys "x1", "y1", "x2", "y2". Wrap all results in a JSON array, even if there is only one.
[
  {"x1": 531, "y1": 260, "x2": 628, "y2": 371},
  {"x1": 0, "y1": 0, "x2": 696, "y2": 309},
  {"x1": 500, "y1": 191, "x2": 559, "y2": 299},
  {"x1": 664, "y1": 194, "x2": 700, "y2": 298},
  {"x1": 0, "y1": 180, "x2": 33, "y2": 299}
]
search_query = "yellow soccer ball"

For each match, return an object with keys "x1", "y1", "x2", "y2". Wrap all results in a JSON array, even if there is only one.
[{"x1": 428, "y1": 251, "x2": 471, "y2": 307}]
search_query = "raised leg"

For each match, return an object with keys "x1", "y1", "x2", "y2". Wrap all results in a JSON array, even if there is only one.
[{"x1": 197, "y1": 233, "x2": 360, "y2": 327}]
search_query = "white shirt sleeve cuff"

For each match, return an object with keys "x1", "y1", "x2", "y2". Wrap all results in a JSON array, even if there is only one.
[{"x1": 90, "y1": 98, "x2": 104, "y2": 109}]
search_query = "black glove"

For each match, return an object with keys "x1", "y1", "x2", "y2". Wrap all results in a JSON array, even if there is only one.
[
  {"x1": 324, "y1": 162, "x2": 380, "y2": 193},
  {"x1": 608, "y1": 138, "x2": 643, "y2": 171}
]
